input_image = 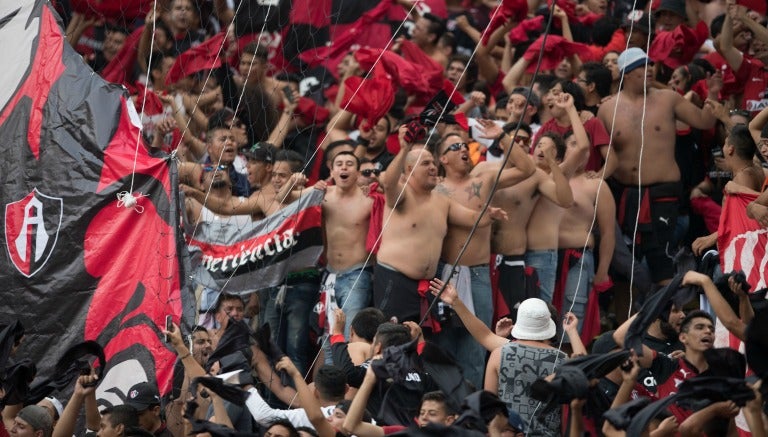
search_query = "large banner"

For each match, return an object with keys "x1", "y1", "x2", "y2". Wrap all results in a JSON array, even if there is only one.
[
  {"x1": 0, "y1": 0, "x2": 188, "y2": 405},
  {"x1": 186, "y1": 189, "x2": 324, "y2": 295}
]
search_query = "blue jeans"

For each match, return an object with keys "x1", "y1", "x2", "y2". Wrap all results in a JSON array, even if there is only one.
[
  {"x1": 321, "y1": 266, "x2": 373, "y2": 364},
  {"x1": 525, "y1": 249, "x2": 558, "y2": 304},
  {"x1": 260, "y1": 280, "x2": 318, "y2": 376},
  {"x1": 562, "y1": 249, "x2": 594, "y2": 332},
  {"x1": 432, "y1": 264, "x2": 492, "y2": 389}
]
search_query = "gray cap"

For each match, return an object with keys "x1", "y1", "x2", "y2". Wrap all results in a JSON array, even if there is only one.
[{"x1": 17, "y1": 405, "x2": 53, "y2": 437}]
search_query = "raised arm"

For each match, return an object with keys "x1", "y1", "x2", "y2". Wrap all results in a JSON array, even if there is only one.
[
  {"x1": 673, "y1": 91, "x2": 717, "y2": 130},
  {"x1": 381, "y1": 125, "x2": 411, "y2": 207},
  {"x1": 429, "y1": 278, "x2": 509, "y2": 351},
  {"x1": 612, "y1": 314, "x2": 656, "y2": 368},
  {"x1": 53, "y1": 373, "x2": 99, "y2": 437},
  {"x1": 341, "y1": 366, "x2": 385, "y2": 437},
  {"x1": 181, "y1": 184, "x2": 264, "y2": 216},
  {"x1": 276, "y1": 357, "x2": 337, "y2": 437},
  {"x1": 684, "y1": 271, "x2": 746, "y2": 340},
  {"x1": 718, "y1": 9, "x2": 744, "y2": 73},
  {"x1": 557, "y1": 93, "x2": 590, "y2": 176},
  {"x1": 267, "y1": 89, "x2": 299, "y2": 148}
]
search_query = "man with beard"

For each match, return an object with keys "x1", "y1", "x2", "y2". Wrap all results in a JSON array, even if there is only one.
[
  {"x1": 355, "y1": 118, "x2": 394, "y2": 171},
  {"x1": 613, "y1": 272, "x2": 719, "y2": 425},
  {"x1": 374, "y1": 127, "x2": 507, "y2": 326}
]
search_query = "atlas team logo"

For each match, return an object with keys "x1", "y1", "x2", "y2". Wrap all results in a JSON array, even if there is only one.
[{"x1": 5, "y1": 189, "x2": 63, "y2": 277}]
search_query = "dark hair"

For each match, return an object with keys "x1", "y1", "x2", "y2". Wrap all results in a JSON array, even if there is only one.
[
  {"x1": 502, "y1": 121, "x2": 532, "y2": 137},
  {"x1": 213, "y1": 293, "x2": 244, "y2": 314},
  {"x1": 275, "y1": 149, "x2": 306, "y2": 172},
  {"x1": 675, "y1": 63, "x2": 706, "y2": 93},
  {"x1": 557, "y1": 80, "x2": 586, "y2": 112},
  {"x1": 592, "y1": 16, "x2": 621, "y2": 46},
  {"x1": 315, "y1": 365, "x2": 347, "y2": 402},
  {"x1": 421, "y1": 391, "x2": 457, "y2": 415},
  {"x1": 350, "y1": 308, "x2": 386, "y2": 342},
  {"x1": 580, "y1": 62, "x2": 613, "y2": 98},
  {"x1": 439, "y1": 32, "x2": 457, "y2": 55},
  {"x1": 191, "y1": 325, "x2": 209, "y2": 335},
  {"x1": 539, "y1": 132, "x2": 567, "y2": 161},
  {"x1": 680, "y1": 310, "x2": 714, "y2": 333},
  {"x1": 423, "y1": 13, "x2": 447, "y2": 42},
  {"x1": 374, "y1": 323, "x2": 411, "y2": 349},
  {"x1": 331, "y1": 150, "x2": 360, "y2": 169},
  {"x1": 148, "y1": 52, "x2": 174, "y2": 73},
  {"x1": 533, "y1": 74, "x2": 558, "y2": 95},
  {"x1": 266, "y1": 419, "x2": 300, "y2": 437},
  {"x1": 295, "y1": 427, "x2": 319, "y2": 437},
  {"x1": 102, "y1": 405, "x2": 139, "y2": 429},
  {"x1": 242, "y1": 41, "x2": 269, "y2": 62},
  {"x1": 448, "y1": 54, "x2": 478, "y2": 91},
  {"x1": 207, "y1": 107, "x2": 238, "y2": 132},
  {"x1": 326, "y1": 140, "x2": 357, "y2": 165},
  {"x1": 728, "y1": 124, "x2": 757, "y2": 161}
]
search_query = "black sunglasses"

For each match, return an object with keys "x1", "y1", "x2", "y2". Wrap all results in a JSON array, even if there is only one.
[
  {"x1": 202, "y1": 164, "x2": 228, "y2": 172},
  {"x1": 442, "y1": 142, "x2": 468, "y2": 155},
  {"x1": 361, "y1": 168, "x2": 381, "y2": 177}
]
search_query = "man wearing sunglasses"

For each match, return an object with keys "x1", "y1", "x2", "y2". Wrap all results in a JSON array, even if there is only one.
[
  {"x1": 373, "y1": 126, "x2": 508, "y2": 332},
  {"x1": 430, "y1": 126, "x2": 535, "y2": 387}
]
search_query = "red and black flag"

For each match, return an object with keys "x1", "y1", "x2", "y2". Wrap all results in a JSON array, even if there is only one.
[
  {"x1": 185, "y1": 190, "x2": 324, "y2": 295},
  {"x1": 0, "y1": 0, "x2": 189, "y2": 405}
]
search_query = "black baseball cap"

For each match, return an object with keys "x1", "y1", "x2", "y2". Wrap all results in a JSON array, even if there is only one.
[
  {"x1": 243, "y1": 142, "x2": 275, "y2": 162},
  {"x1": 125, "y1": 382, "x2": 160, "y2": 411}
]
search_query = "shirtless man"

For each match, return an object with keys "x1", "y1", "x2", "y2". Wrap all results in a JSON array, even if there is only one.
[
  {"x1": 432, "y1": 128, "x2": 535, "y2": 387},
  {"x1": 374, "y1": 127, "x2": 506, "y2": 326},
  {"x1": 490, "y1": 123, "x2": 572, "y2": 317},
  {"x1": 322, "y1": 151, "x2": 375, "y2": 337},
  {"x1": 244, "y1": 142, "x2": 274, "y2": 194},
  {"x1": 185, "y1": 165, "x2": 252, "y2": 227},
  {"x1": 525, "y1": 133, "x2": 580, "y2": 305},
  {"x1": 555, "y1": 131, "x2": 616, "y2": 329},
  {"x1": 597, "y1": 47, "x2": 716, "y2": 285}
]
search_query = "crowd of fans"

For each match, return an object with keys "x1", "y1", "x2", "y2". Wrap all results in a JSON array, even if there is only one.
[{"x1": 12, "y1": 0, "x2": 768, "y2": 434}]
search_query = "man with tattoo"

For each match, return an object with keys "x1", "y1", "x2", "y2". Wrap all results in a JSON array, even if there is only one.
[{"x1": 432, "y1": 128, "x2": 535, "y2": 387}]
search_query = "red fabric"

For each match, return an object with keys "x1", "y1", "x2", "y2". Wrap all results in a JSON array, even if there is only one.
[
  {"x1": 575, "y1": 11, "x2": 604, "y2": 26},
  {"x1": 294, "y1": 97, "x2": 330, "y2": 126},
  {"x1": 132, "y1": 83, "x2": 164, "y2": 115},
  {"x1": 387, "y1": 0, "x2": 448, "y2": 20},
  {"x1": 340, "y1": 65, "x2": 395, "y2": 125},
  {"x1": 307, "y1": 135, "x2": 325, "y2": 186},
  {"x1": 648, "y1": 24, "x2": 706, "y2": 69},
  {"x1": 354, "y1": 45, "x2": 441, "y2": 97},
  {"x1": 738, "y1": 0, "x2": 767, "y2": 15},
  {"x1": 483, "y1": 0, "x2": 529, "y2": 45},
  {"x1": 166, "y1": 33, "x2": 226, "y2": 85},
  {"x1": 508, "y1": 16, "x2": 545, "y2": 44},
  {"x1": 718, "y1": 193, "x2": 768, "y2": 305},
  {"x1": 416, "y1": 341, "x2": 426, "y2": 354},
  {"x1": 443, "y1": 79, "x2": 467, "y2": 105},
  {"x1": 734, "y1": 56, "x2": 768, "y2": 115},
  {"x1": 583, "y1": 28, "x2": 627, "y2": 62},
  {"x1": 386, "y1": 132, "x2": 401, "y2": 155},
  {"x1": 366, "y1": 182, "x2": 385, "y2": 255},
  {"x1": 400, "y1": 40, "x2": 444, "y2": 96},
  {"x1": 552, "y1": 249, "x2": 581, "y2": 316},
  {"x1": 100, "y1": 26, "x2": 143, "y2": 86},
  {"x1": 69, "y1": 0, "x2": 150, "y2": 21},
  {"x1": 582, "y1": 278, "x2": 613, "y2": 344},
  {"x1": 522, "y1": 35, "x2": 591, "y2": 72},
  {"x1": 417, "y1": 280, "x2": 441, "y2": 333},
  {"x1": 298, "y1": 0, "x2": 393, "y2": 69},
  {"x1": 690, "y1": 194, "x2": 721, "y2": 232},
  {"x1": 702, "y1": 51, "x2": 740, "y2": 99},
  {"x1": 489, "y1": 254, "x2": 512, "y2": 324},
  {"x1": 453, "y1": 112, "x2": 469, "y2": 132},
  {"x1": 330, "y1": 334, "x2": 346, "y2": 344},
  {"x1": 382, "y1": 425, "x2": 408, "y2": 435}
]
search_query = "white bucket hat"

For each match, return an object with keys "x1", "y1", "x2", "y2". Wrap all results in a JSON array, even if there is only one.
[{"x1": 511, "y1": 298, "x2": 556, "y2": 341}]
